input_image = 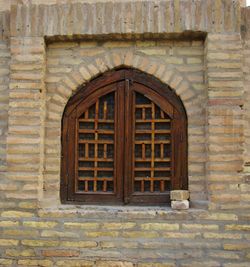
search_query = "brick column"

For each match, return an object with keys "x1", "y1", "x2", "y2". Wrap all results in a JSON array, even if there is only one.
[
  {"x1": 6, "y1": 37, "x2": 45, "y2": 208},
  {"x1": 0, "y1": 40, "x2": 10, "y2": 207},
  {"x1": 242, "y1": 7, "x2": 250, "y2": 210},
  {"x1": 206, "y1": 33, "x2": 244, "y2": 210}
]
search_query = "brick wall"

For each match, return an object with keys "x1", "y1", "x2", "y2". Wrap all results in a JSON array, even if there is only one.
[{"x1": 0, "y1": 1, "x2": 250, "y2": 266}]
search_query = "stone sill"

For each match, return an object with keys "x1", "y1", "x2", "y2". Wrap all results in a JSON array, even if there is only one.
[{"x1": 38, "y1": 202, "x2": 209, "y2": 220}]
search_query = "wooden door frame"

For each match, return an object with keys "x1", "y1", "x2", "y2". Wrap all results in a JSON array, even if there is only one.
[{"x1": 61, "y1": 68, "x2": 187, "y2": 205}]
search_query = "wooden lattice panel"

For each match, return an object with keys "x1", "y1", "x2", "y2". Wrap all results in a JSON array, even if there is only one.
[
  {"x1": 133, "y1": 92, "x2": 171, "y2": 193},
  {"x1": 77, "y1": 92, "x2": 115, "y2": 193}
]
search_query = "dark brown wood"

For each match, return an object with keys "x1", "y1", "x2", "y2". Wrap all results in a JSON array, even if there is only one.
[{"x1": 61, "y1": 68, "x2": 187, "y2": 205}]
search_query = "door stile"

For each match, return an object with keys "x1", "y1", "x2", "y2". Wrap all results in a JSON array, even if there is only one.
[
  {"x1": 123, "y1": 78, "x2": 133, "y2": 204},
  {"x1": 115, "y1": 81, "x2": 125, "y2": 201},
  {"x1": 67, "y1": 109, "x2": 77, "y2": 201}
]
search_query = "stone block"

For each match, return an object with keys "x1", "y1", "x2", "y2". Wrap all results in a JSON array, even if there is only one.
[
  {"x1": 170, "y1": 190, "x2": 190, "y2": 200},
  {"x1": 171, "y1": 200, "x2": 189, "y2": 210}
]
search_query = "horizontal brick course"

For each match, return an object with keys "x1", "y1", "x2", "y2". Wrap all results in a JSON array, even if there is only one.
[{"x1": 8, "y1": 0, "x2": 241, "y2": 38}]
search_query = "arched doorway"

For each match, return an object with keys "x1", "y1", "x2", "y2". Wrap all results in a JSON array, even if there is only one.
[{"x1": 61, "y1": 68, "x2": 187, "y2": 205}]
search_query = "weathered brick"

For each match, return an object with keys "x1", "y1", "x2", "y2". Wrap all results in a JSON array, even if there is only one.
[
  {"x1": 102, "y1": 222, "x2": 136, "y2": 230},
  {"x1": 203, "y1": 233, "x2": 241, "y2": 239},
  {"x1": 18, "y1": 201, "x2": 37, "y2": 209},
  {"x1": 1, "y1": 210, "x2": 34, "y2": 218},
  {"x1": 138, "y1": 263, "x2": 175, "y2": 267},
  {"x1": 86, "y1": 231, "x2": 119, "y2": 238},
  {"x1": 223, "y1": 263, "x2": 250, "y2": 267},
  {"x1": 140, "y1": 223, "x2": 179, "y2": 231},
  {"x1": 200, "y1": 213, "x2": 238, "y2": 221},
  {"x1": 0, "y1": 259, "x2": 13, "y2": 266},
  {"x1": 41, "y1": 249, "x2": 80, "y2": 257},
  {"x1": 96, "y1": 261, "x2": 134, "y2": 267},
  {"x1": 64, "y1": 222, "x2": 99, "y2": 229},
  {"x1": 21, "y1": 240, "x2": 59, "y2": 247},
  {"x1": 49, "y1": 42, "x2": 79, "y2": 49},
  {"x1": 56, "y1": 260, "x2": 94, "y2": 267},
  {"x1": 163, "y1": 232, "x2": 201, "y2": 239},
  {"x1": 3, "y1": 229, "x2": 39, "y2": 237},
  {"x1": 225, "y1": 224, "x2": 250, "y2": 231},
  {"x1": 182, "y1": 224, "x2": 219, "y2": 231},
  {"x1": 179, "y1": 261, "x2": 220, "y2": 267},
  {"x1": 0, "y1": 220, "x2": 19, "y2": 227},
  {"x1": 79, "y1": 66, "x2": 92, "y2": 80},
  {"x1": 61, "y1": 241, "x2": 97, "y2": 248},
  {"x1": 18, "y1": 260, "x2": 53, "y2": 267},
  {"x1": 103, "y1": 41, "x2": 134, "y2": 48},
  {"x1": 208, "y1": 251, "x2": 240, "y2": 259},
  {"x1": 122, "y1": 231, "x2": 159, "y2": 238},
  {"x1": 187, "y1": 57, "x2": 203, "y2": 64},
  {"x1": 79, "y1": 48, "x2": 104, "y2": 57},
  {"x1": 164, "y1": 57, "x2": 184, "y2": 64},
  {"x1": 136, "y1": 41, "x2": 156, "y2": 47},
  {"x1": 139, "y1": 48, "x2": 166, "y2": 56},
  {"x1": 0, "y1": 239, "x2": 19, "y2": 246},
  {"x1": 99, "y1": 241, "x2": 138, "y2": 249},
  {"x1": 23, "y1": 221, "x2": 58, "y2": 228},
  {"x1": 5, "y1": 249, "x2": 36, "y2": 257},
  {"x1": 41, "y1": 230, "x2": 78, "y2": 238}
]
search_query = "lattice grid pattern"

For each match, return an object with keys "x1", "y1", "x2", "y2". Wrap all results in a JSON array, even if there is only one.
[
  {"x1": 77, "y1": 92, "x2": 115, "y2": 193},
  {"x1": 133, "y1": 92, "x2": 171, "y2": 193}
]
